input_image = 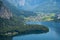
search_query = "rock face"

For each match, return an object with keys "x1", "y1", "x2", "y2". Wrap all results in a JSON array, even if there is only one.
[{"x1": 0, "y1": 1, "x2": 12, "y2": 19}]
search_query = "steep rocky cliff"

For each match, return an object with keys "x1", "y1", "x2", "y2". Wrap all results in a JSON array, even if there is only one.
[{"x1": 0, "y1": 1, "x2": 12, "y2": 19}]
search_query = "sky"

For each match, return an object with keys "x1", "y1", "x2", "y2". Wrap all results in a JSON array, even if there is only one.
[
  {"x1": 3, "y1": 0, "x2": 60, "y2": 7},
  {"x1": 6, "y1": 0, "x2": 50, "y2": 6},
  {"x1": 4, "y1": 0, "x2": 60, "y2": 11}
]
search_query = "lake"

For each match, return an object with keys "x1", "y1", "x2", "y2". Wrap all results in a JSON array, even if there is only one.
[{"x1": 13, "y1": 21, "x2": 60, "y2": 40}]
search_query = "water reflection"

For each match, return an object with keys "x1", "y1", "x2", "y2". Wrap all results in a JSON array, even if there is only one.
[
  {"x1": 13, "y1": 21, "x2": 60, "y2": 40},
  {"x1": 0, "y1": 36, "x2": 12, "y2": 40},
  {"x1": 41, "y1": 21, "x2": 60, "y2": 36}
]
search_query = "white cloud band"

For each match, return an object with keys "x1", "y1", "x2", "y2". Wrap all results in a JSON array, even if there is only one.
[{"x1": 19, "y1": 0, "x2": 25, "y2": 6}]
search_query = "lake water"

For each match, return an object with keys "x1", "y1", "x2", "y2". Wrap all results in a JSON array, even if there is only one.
[{"x1": 13, "y1": 21, "x2": 60, "y2": 40}]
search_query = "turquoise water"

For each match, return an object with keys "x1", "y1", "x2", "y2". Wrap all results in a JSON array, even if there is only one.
[{"x1": 13, "y1": 21, "x2": 60, "y2": 40}]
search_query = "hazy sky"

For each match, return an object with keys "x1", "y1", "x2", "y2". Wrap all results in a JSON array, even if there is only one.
[{"x1": 5, "y1": 0, "x2": 60, "y2": 11}]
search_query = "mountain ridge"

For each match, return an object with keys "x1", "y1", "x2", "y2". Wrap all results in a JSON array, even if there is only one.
[{"x1": 0, "y1": 1, "x2": 12, "y2": 19}]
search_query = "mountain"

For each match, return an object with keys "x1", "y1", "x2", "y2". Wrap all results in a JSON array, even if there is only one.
[
  {"x1": 0, "y1": 0, "x2": 49, "y2": 36},
  {"x1": 0, "y1": 0, "x2": 24, "y2": 33},
  {"x1": 4, "y1": 0, "x2": 60, "y2": 13},
  {"x1": 2, "y1": 0, "x2": 37, "y2": 17},
  {"x1": 33, "y1": 1, "x2": 60, "y2": 13},
  {"x1": 0, "y1": 1, "x2": 12, "y2": 19}
]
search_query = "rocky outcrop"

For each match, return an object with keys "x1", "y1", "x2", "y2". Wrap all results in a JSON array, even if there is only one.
[{"x1": 0, "y1": 1, "x2": 12, "y2": 19}]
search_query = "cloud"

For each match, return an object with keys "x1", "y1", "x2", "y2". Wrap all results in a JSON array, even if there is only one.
[
  {"x1": 19, "y1": 0, "x2": 25, "y2": 6},
  {"x1": 6, "y1": 0, "x2": 26, "y2": 7}
]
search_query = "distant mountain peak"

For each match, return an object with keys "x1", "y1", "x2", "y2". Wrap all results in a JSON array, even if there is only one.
[{"x1": 33, "y1": 0, "x2": 60, "y2": 13}]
